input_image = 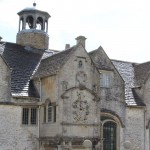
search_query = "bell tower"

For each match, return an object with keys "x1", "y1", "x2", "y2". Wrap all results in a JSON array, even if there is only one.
[{"x1": 16, "y1": 3, "x2": 50, "y2": 49}]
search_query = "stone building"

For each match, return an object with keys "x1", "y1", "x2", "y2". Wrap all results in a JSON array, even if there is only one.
[{"x1": 0, "y1": 4, "x2": 150, "y2": 150}]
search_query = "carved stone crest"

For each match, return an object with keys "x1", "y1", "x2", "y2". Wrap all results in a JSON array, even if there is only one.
[
  {"x1": 61, "y1": 81, "x2": 68, "y2": 92},
  {"x1": 76, "y1": 71, "x2": 87, "y2": 85},
  {"x1": 72, "y1": 92, "x2": 89, "y2": 122}
]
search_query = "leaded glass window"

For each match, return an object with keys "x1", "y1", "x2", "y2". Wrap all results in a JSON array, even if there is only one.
[
  {"x1": 31, "y1": 108, "x2": 37, "y2": 124},
  {"x1": 100, "y1": 70, "x2": 113, "y2": 88},
  {"x1": 44, "y1": 106, "x2": 46, "y2": 123},
  {"x1": 22, "y1": 107, "x2": 37, "y2": 125},
  {"x1": 48, "y1": 103, "x2": 52, "y2": 122},
  {"x1": 43, "y1": 102, "x2": 56, "y2": 123},
  {"x1": 103, "y1": 121, "x2": 117, "y2": 150},
  {"x1": 22, "y1": 108, "x2": 29, "y2": 125}
]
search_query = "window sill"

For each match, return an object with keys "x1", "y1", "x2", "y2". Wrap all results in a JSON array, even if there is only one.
[
  {"x1": 42, "y1": 122, "x2": 56, "y2": 125},
  {"x1": 21, "y1": 124, "x2": 37, "y2": 127}
]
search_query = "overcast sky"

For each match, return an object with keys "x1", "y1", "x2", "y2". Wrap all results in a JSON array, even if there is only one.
[{"x1": 0, "y1": 0, "x2": 150, "y2": 63}]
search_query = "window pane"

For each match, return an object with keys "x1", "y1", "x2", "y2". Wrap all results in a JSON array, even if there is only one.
[
  {"x1": 53, "y1": 106, "x2": 56, "y2": 122},
  {"x1": 22, "y1": 108, "x2": 29, "y2": 124},
  {"x1": 78, "y1": 60, "x2": 83, "y2": 68},
  {"x1": 48, "y1": 103, "x2": 52, "y2": 122},
  {"x1": 103, "y1": 121, "x2": 117, "y2": 150},
  {"x1": 100, "y1": 71, "x2": 112, "y2": 88},
  {"x1": 31, "y1": 108, "x2": 37, "y2": 125},
  {"x1": 44, "y1": 106, "x2": 46, "y2": 123}
]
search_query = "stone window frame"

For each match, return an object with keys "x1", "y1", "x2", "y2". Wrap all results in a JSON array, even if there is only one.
[
  {"x1": 76, "y1": 56, "x2": 87, "y2": 69},
  {"x1": 22, "y1": 107, "x2": 37, "y2": 125},
  {"x1": 100, "y1": 113, "x2": 121, "y2": 150},
  {"x1": 78, "y1": 60, "x2": 83, "y2": 68},
  {"x1": 100, "y1": 70, "x2": 113, "y2": 88},
  {"x1": 43, "y1": 100, "x2": 56, "y2": 124}
]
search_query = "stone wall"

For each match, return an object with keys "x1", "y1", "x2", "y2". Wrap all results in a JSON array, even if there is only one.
[
  {"x1": 90, "y1": 48, "x2": 126, "y2": 124},
  {"x1": 40, "y1": 75, "x2": 58, "y2": 137},
  {"x1": 17, "y1": 31, "x2": 49, "y2": 49},
  {"x1": 143, "y1": 73, "x2": 150, "y2": 149},
  {"x1": 57, "y1": 44, "x2": 100, "y2": 139},
  {"x1": 125, "y1": 107, "x2": 145, "y2": 150},
  {"x1": 0, "y1": 105, "x2": 39, "y2": 150},
  {"x1": 143, "y1": 75, "x2": 150, "y2": 126}
]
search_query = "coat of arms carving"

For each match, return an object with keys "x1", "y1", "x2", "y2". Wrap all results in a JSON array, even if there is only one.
[{"x1": 72, "y1": 92, "x2": 89, "y2": 123}]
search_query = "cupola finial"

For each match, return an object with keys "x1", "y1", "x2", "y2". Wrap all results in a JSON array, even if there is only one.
[{"x1": 33, "y1": 1, "x2": 36, "y2": 7}]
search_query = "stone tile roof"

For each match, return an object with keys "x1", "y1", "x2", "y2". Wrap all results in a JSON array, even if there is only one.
[
  {"x1": 0, "y1": 42, "x2": 43, "y2": 98},
  {"x1": 134, "y1": 61, "x2": 150, "y2": 86},
  {"x1": 111, "y1": 60, "x2": 145, "y2": 106},
  {"x1": 89, "y1": 47, "x2": 114, "y2": 70},
  {"x1": 0, "y1": 39, "x2": 148, "y2": 107},
  {"x1": 33, "y1": 46, "x2": 76, "y2": 78},
  {"x1": 42, "y1": 49, "x2": 59, "y2": 60},
  {"x1": 132, "y1": 88, "x2": 145, "y2": 106}
]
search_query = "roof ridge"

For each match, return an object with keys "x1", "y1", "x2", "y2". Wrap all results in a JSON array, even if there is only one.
[
  {"x1": 111, "y1": 59, "x2": 138, "y2": 64},
  {"x1": 33, "y1": 45, "x2": 77, "y2": 78},
  {"x1": 134, "y1": 60, "x2": 150, "y2": 66},
  {"x1": 88, "y1": 46, "x2": 103, "y2": 54},
  {"x1": 42, "y1": 45, "x2": 76, "y2": 62}
]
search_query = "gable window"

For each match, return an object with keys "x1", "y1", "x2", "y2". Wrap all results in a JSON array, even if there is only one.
[
  {"x1": 22, "y1": 108, "x2": 37, "y2": 125},
  {"x1": 100, "y1": 70, "x2": 113, "y2": 88},
  {"x1": 43, "y1": 102, "x2": 56, "y2": 123},
  {"x1": 78, "y1": 60, "x2": 83, "y2": 68}
]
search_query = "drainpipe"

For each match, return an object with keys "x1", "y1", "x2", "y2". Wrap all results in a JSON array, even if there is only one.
[
  {"x1": 144, "y1": 107, "x2": 147, "y2": 150},
  {"x1": 38, "y1": 77, "x2": 42, "y2": 150}
]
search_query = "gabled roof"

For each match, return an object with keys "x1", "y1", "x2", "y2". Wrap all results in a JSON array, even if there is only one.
[
  {"x1": 134, "y1": 61, "x2": 150, "y2": 86},
  {"x1": 0, "y1": 42, "x2": 43, "y2": 98},
  {"x1": 0, "y1": 54, "x2": 10, "y2": 69},
  {"x1": 111, "y1": 60, "x2": 145, "y2": 106},
  {"x1": 33, "y1": 45, "x2": 77, "y2": 78},
  {"x1": 89, "y1": 46, "x2": 114, "y2": 70},
  {"x1": 89, "y1": 47, "x2": 145, "y2": 106},
  {"x1": 132, "y1": 88, "x2": 145, "y2": 106}
]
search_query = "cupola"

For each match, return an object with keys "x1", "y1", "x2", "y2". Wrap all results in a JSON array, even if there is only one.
[{"x1": 16, "y1": 3, "x2": 50, "y2": 49}]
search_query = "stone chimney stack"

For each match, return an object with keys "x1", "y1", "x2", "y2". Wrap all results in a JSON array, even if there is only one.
[{"x1": 75, "y1": 36, "x2": 86, "y2": 48}]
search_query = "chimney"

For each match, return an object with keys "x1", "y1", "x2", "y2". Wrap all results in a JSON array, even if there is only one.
[
  {"x1": 75, "y1": 36, "x2": 86, "y2": 48},
  {"x1": 0, "y1": 36, "x2": 2, "y2": 42},
  {"x1": 65, "y1": 44, "x2": 70, "y2": 50}
]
